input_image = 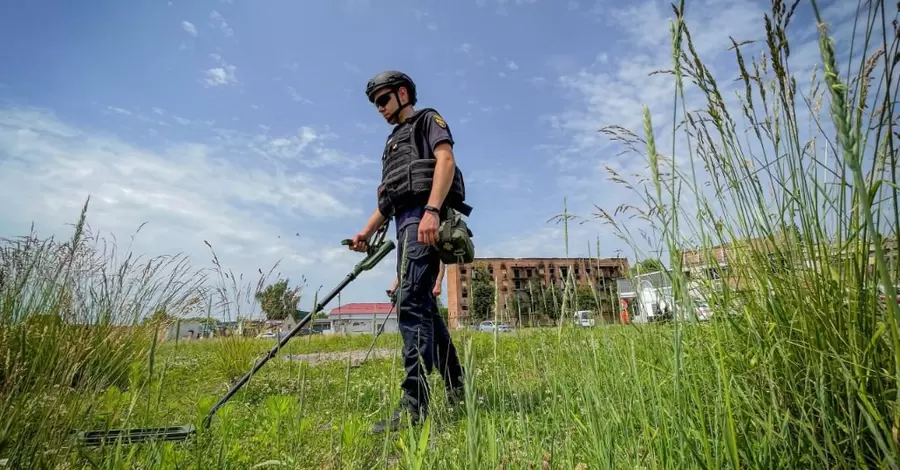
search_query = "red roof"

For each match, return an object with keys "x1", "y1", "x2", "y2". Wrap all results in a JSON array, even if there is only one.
[{"x1": 329, "y1": 302, "x2": 393, "y2": 316}]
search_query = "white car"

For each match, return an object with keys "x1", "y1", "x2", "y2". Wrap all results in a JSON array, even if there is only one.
[
  {"x1": 692, "y1": 300, "x2": 713, "y2": 321},
  {"x1": 573, "y1": 310, "x2": 595, "y2": 327},
  {"x1": 478, "y1": 320, "x2": 512, "y2": 332}
]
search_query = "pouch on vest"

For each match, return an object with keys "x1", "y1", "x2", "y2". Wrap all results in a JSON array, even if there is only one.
[{"x1": 437, "y1": 209, "x2": 475, "y2": 265}]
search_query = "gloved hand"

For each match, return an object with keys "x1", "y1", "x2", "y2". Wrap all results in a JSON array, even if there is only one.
[{"x1": 386, "y1": 288, "x2": 398, "y2": 304}]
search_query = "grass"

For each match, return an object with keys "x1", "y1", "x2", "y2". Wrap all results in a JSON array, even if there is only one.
[{"x1": 2, "y1": 0, "x2": 900, "y2": 468}]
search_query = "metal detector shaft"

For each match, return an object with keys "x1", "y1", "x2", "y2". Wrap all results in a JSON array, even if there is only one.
[
  {"x1": 76, "y1": 222, "x2": 395, "y2": 447},
  {"x1": 200, "y1": 233, "x2": 395, "y2": 429},
  {"x1": 353, "y1": 291, "x2": 397, "y2": 368}
]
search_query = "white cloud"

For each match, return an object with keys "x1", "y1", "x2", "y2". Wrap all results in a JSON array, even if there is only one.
[
  {"x1": 203, "y1": 53, "x2": 238, "y2": 87},
  {"x1": 502, "y1": 0, "x2": 877, "y2": 264},
  {"x1": 411, "y1": 8, "x2": 438, "y2": 30},
  {"x1": 203, "y1": 66, "x2": 237, "y2": 87},
  {"x1": 506, "y1": 60, "x2": 519, "y2": 71},
  {"x1": 0, "y1": 106, "x2": 400, "y2": 318},
  {"x1": 286, "y1": 86, "x2": 313, "y2": 105},
  {"x1": 209, "y1": 10, "x2": 234, "y2": 37},
  {"x1": 181, "y1": 20, "x2": 198, "y2": 37}
]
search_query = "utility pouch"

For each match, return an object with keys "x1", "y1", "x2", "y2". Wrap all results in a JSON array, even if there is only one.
[{"x1": 437, "y1": 208, "x2": 475, "y2": 265}]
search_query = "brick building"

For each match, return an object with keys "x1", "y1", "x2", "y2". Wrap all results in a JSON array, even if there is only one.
[
  {"x1": 445, "y1": 257, "x2": 630, "y2": 329},
  {"x1": 680, "y1": 234, "x2": 899, "y2": 295}
]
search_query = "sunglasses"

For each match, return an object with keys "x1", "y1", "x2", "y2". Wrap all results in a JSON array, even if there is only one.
[{"x1": 374, "y1": 93, "x2": 393, "y2": 108}]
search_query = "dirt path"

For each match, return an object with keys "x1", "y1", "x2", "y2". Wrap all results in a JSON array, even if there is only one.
[{"x1": 281, "y1": 348, "x2": 397, "y2": 366}]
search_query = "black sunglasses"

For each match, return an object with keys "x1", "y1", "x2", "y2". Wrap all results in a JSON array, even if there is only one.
[{"x1": 374, "y1": 93, "x2": 393, "y2": 108}]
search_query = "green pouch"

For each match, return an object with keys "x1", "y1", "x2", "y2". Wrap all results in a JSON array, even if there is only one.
[{"x1": 437, "y1": 209, "x2": 475, "y2": 265}]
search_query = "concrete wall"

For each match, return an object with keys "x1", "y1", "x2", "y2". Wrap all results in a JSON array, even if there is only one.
[
  {"x1": 165, "y1": 321, "x2": 207, "y2": 340},
  {"x1": 330, "y1": 316, "x2": 398, "y2": 335}
]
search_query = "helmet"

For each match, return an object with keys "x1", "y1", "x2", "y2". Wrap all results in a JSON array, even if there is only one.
[{"x1": 365, "y1": 70, "x2": 417, "y2": 105}]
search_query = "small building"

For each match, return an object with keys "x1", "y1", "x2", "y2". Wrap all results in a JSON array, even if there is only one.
[
  {"x1": 165, "y1": 319, "x2": 216, "y2": 340},
  {"x1": 327, "y1": 302, "x2": 397, "y2": 335},
  {"x1": 264, "y1": 316, "x2": 298, "y2": 336},
  {"x1": 616, "y1": 271, "x2": 674, "y2": 323}
]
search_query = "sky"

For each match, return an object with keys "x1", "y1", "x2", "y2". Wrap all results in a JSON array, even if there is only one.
[{"x1": 0, "y1": 0, "x2": 872, "y2": 319}]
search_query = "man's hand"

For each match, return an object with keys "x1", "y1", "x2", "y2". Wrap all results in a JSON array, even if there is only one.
[
  {"x1": 349, "y1": 232, "x2": 370, "y2": 252},
  {"x1": 418, "y1": 210, "x2": 439, "y2": 245},
  {"x1": 388, "y1": 277, "x2": 399, "y2": 298},
  {"x1": 433, "y1": 261, "x2": 444, "y2": 296},
  {"x1": 349, "y1": 208, "x2": 387, "y2": 252}
]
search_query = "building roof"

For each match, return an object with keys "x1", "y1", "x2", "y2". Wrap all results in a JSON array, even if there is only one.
[{"x1": 329, "y1": 302, "x2": 394, "y2": 316}]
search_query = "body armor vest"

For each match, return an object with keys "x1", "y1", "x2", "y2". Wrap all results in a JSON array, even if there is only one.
[{"x1": 377, "y1": 108, "x2": 471, "y2": 218}]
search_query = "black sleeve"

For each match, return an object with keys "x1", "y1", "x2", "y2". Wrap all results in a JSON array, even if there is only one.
[{"x1": 421, "y1": 110, "x2": 454, "y2": 151}]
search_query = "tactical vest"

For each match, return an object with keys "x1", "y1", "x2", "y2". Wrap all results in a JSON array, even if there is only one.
[{"x1": 377, "y1": 108, "x2": 471, "y2": 218}]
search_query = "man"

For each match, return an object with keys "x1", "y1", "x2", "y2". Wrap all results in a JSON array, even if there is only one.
[{"x1": 349, "y1": 70, "x2": 468, "y2": 434}]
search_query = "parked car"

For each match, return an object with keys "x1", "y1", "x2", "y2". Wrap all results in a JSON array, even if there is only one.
[
  {"x1": 478, "y1": 320, "x2": 512, "y2": 332},
  {"x1": 692, "y1": 299, "x2": 713, "y2": 321},
  {"x1": 572, "y1": 310, "x2": 596, "y2": 327}
]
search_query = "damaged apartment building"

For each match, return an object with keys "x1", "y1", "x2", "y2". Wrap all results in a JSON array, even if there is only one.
[{"x1": 445, "y1": 256, "x2": 630, "y2": 329}]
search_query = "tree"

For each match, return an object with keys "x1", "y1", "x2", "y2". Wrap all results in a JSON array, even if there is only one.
[
  {"x1": 142, "y1": 307, "x2": 174, "y2": 326},
  {"x1": 468, "y1": 263, "x2": 495, "y2": 321},
  {"x1": 634, "y1": 258, "x2": 665, "y2": 275},
  {"x1": 255, "y1": 279, "x2": 303, "y2": 321},
  {"x1": 531, "y1": 282, "x2": 563, "y2": 321},
  {"x1": 574, "y1": 284, "x2": 599, "y2": 312}
]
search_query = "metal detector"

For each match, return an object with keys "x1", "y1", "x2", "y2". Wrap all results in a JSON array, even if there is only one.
[{"x1": 76, "y1": 222, "x2": 395, "y2": 447}]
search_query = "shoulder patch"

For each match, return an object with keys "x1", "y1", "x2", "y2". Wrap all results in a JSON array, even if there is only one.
[{"x1": 432, "y1": 113, "x2": 447, "y2": 129}]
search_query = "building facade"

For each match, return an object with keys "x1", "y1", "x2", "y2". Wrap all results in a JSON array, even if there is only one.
[
  {"x1": 445, "y1": 257, "x2": 630, "y2": 329},
  {"x1": 680, "y1": 234, "x2": 900, "y2": 296},
  {"x1": 327, "y1": 302, "x2": 398, "y2": 335}
]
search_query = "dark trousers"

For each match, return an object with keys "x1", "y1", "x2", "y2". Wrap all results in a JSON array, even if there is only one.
[{"x1": 395, "y1": 220, "x2": 464, "y2": 412}]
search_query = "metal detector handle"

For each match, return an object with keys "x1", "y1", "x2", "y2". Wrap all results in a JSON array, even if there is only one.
[
  {"x1": 356, "y1": 239, "x2": 394, "y2": 273},
  {"x1": 200, "y1": 233, "x2": 395, "y2": 430}
]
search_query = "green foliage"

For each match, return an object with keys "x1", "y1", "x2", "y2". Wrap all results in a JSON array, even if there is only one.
[
  {"x1": 141, "y1": 307, "x2": 174, "y2": 326},
  {"x1": 467, "y1": 263, "x2": 495, "y2": 321},
  {"x1": 633, "y1": 258, "x2": 664, "y2": 274},
  {"x1": 254, "y1": 279, "x2": 304, "y2": 321},
  {"x1": 574, "y1": 284, "x2": 599, "y2": 312},
  {"x1": 0, "y1": 199, "x2": 207, "y2": 469}
]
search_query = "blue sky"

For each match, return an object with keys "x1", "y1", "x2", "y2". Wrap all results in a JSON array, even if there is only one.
[{"x1": 0, "y1": 0, "x2": 866, "y2": 318}]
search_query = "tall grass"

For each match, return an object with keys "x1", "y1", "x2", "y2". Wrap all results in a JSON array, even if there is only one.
[
  {"x1": 0, "y1": 199, "x2": 199, "y2": 467},
  {"x1": 594, "y1": 0, "x2": 900, "y2": 467},
  {"x1": 0, "y1": 197, "x2": 288, "y2": 468}
]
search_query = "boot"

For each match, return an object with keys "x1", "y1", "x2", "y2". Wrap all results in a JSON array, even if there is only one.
[
  {"x1": 446, "y1": 365, "x2": 466, "y2": 406},
  {"x1": 371, "y1": 405, "x2": 426, "y2": 434},
  {"x1": 447, "y1": 386, "x2": 465, "y2": 407}
]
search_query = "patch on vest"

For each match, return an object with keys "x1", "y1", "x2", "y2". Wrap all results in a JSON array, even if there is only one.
[{"x1": 432, "y1": 114, "x2": 447, "y2": 128}]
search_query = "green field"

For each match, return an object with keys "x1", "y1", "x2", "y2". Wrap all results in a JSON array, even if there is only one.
[
  {"x1": 10, "y1": 318, "x2": 886, "y2": 470},
  {"x1": 3, "y1": 0, "x2": 900, "y2": 468}
]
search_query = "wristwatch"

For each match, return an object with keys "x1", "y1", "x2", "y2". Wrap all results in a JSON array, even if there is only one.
[{"x1": 424, "y1": 205, "x2": 440, "y2": 214}]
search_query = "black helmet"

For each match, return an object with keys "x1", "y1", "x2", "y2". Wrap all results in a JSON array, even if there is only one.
[{"x1": 365, "y1": 70, "x2": 417, "y2": 105}]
